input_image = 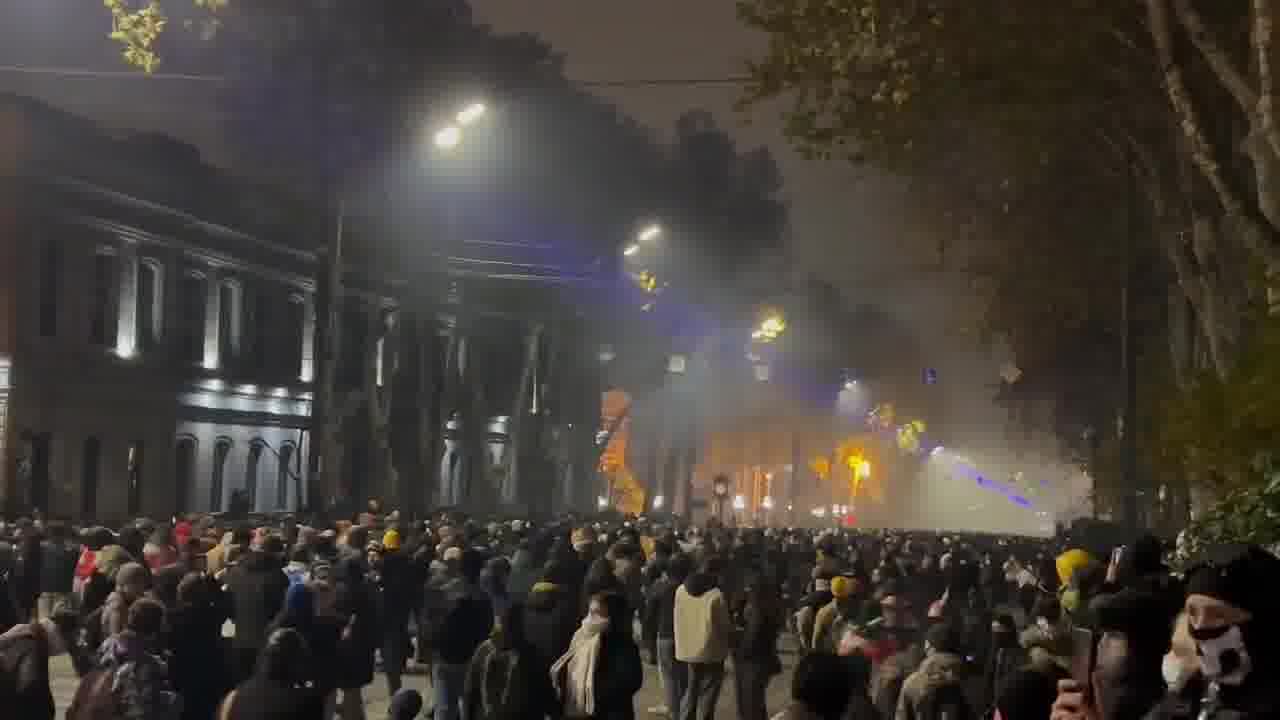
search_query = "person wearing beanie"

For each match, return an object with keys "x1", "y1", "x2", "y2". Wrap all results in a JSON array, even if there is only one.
[
  {"x1": 1077, "y1": 588, "x2": 1172, "y2": 720},
  {"x1": 812, "y1": 575, "x2": 861, "y2": 653},
  {"x1": 75, "y1": 598, "x2": 181, "y2": 720},
  {"x1": 224, "y1": 532, "x2": 290, "y2": 685},
  {"x1": 378, "y1": 526, "x2": 419, "y2": 696},
  {"x1": 982, "y1": 613, "x2": 1024, "y2": 713},
  {"x1": 382, "y1": 529, "x2": 401, "y2": 551},
  {"x1": 1140, "y1": 546, "x2": 1280, "y2": 720},
  {"x1": 101, "y1": 561, "x2": 150, "y2": 639}
]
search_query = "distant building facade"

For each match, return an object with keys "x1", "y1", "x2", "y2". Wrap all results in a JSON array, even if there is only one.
[{"x1": 0, "y1": 95, "x2": 337, "y2": 522}]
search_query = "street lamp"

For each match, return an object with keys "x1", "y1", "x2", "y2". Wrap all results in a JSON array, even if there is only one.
[
  {"x1": 623, "y1": 243, "x2": 640, "y2": 257},
  {"x1": 713, "y1": 474, "x2": 729, "y2": 523},
  {"x1": 456, "y1": 102, "x2": 486, "y2": 126},
  {"x1": 597, "y1": 496, "x2": 609, "y2": 511},
  {"x1": 638, "y1": 224, "x2": 662, "y2": 242},
  {"x1": 433, "y1": 125, "x2": 462, "y2": 150}
]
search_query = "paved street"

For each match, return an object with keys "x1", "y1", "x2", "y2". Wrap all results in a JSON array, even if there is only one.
[{"x1": 51, "y1": 647, "x2": 797, "y2": 719}]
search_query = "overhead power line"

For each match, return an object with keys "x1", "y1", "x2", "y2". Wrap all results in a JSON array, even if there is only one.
[{"x1": 0, "y1": 63, "x2": 751, "y2": 89}]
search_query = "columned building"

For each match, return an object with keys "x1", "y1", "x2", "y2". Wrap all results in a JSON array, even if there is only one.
[{"x1": 0, "y1": 95, "x2": 332, "y2": 522}]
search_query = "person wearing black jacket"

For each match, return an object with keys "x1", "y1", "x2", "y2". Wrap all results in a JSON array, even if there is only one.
[
  {"x1": 37, "y1": 523, "x2": 77, "y2": 619},
  {"x1": 218, "y1": 628, "x2": 324, "y2": 720},
  {"x1": 165, "y1": 573, "x2": 232, "y2": 720},
  {"x1": 734, "y1": 580, "x2": 783, "y2": 720},
  {"x1": 643, "y1": 552, "x2": 690, "y2": 720},
  {"x1": 224, "y1": 541, "x2": 290, "y2": 684},
  {"x1": 377, "y1": 533, "x2": 421, "y2": 695},
  {"x1": 429, "y1": 549, "x2": 493, "y2": 720}
]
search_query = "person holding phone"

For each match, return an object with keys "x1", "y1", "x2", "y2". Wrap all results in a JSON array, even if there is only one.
[{"x1": 1050, "y1": 588, "x2": 1172, "y2": 720}]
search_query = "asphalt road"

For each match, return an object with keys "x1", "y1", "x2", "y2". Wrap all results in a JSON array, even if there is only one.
[{"x1": 50, "y1": 645, "x2": 797, "y2": 719}]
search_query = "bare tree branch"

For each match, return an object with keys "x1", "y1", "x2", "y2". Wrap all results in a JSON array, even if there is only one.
[{"x1": 1173, "y1": 0, "x2": 1260, "y2": 114}]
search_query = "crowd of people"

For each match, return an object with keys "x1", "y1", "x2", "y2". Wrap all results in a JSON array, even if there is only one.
[{"x1": 0, "y1": 507, "x2": 1275, "y2": 720}]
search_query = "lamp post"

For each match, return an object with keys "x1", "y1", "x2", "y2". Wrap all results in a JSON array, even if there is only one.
[{"x1": 713, "y1": 474, "x2": 729, "y2": 525}]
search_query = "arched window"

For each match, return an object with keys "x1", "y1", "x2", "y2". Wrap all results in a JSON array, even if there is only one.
[
  {"x1": 80, "y1": 436, "x2": 100, "y2": 521},
  {"x1": 127, "y1": 440, "x2": 144, "y2": 516},
  {"x1": 137, "y1": 259, "x2": 163, "y2": 352},
  {"x1": 246, "y1": 440, "x2": 264, "y2": 512},
  {"x1": 179, "y1": 271, "x2": 207, "y2": 366},
  {"x1": 174, "y1": 436, "x2": 196, "y2": 514},
  {"x1": 211, "y1": 438, "x2": 232, "y2": 511},
  {"x1": 277, "y1": 442, "x2": 295, "y2": 510}
]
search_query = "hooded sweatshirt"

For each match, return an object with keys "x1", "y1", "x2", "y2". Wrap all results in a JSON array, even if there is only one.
[{"x1": 673, "y1": 572, "x2": 731, "y2": 664}]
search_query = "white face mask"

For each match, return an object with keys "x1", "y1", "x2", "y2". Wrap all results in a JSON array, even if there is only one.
[
  {"x1": 1161, "y1": 653, "x2": 1184, "y2": 689},
  {"x1": 582, "y1": 616, "x2": 609, "y2": 636},
  {"x1": 1195, "y1": 624, "x2": 1252, "y2": 686}
]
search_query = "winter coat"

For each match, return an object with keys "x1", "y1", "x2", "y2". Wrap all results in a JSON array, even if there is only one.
[
  {"x1": 165, "y1": 602, "x2": 232, "y2": 720},
  {"x1": 735, "y1": 601, "x2": 782, "y2": 677},
  {"x1": 673, "y1": 572, "x2": 732, "y2": 664},
  {"x1": 524, "y1": 583, "x2": 578, "y2": 680},
  {"x1": 464, "y1": 637, "x2": 557, "y2": 720},
  {"x1": 333, "y1": 558, "x2": 379, "y2": 688},
  {"x1": 993, "y1": 648, "x2": 1066, "y2": 720},
  {"x1": 425, "y1": 575, "x2": 493, "y2": 666},
  {"x1": 378, "y1": 549, "x2": 421, "y2": 622},
  {"x1": 91, "y1": 631, "x2": 182, "y2": 720},
  {"x1": 895, "y1": 651, "x2": 971, "y2": 720},
  {"x1": 38, "y1": 540, "x2": 77, "y2": 595},
  {"x1": 0, "y1": 621, "x2": 54, "y2": 720},
  {"x1": 552, "y1": 629, "x2": 643, "y2": 720},
  {"x1": 101, "y1": 591, "x2": 136, "y2": 640},
  {"x1": 224, "y1": 551, "x2": 290, "y2": 652},
  {"x1": 641, "y1": 575, "x2": 678, "y2": 658},
  {"x1": 1143, "y1": 671, "x2": 1280, "y2": 720},
  {"x1": 218, "y1": 676, "x2": 325, "y2": 720}
]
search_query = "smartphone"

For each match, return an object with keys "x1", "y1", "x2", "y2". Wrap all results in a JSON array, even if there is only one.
[{"x1": 1071, "y1": 627, "x2": 1097, "y2": 691}]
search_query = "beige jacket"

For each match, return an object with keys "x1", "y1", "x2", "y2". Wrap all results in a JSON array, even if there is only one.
[{"x1": 673, "y1": 575, "x2": 732, "y2": 664}]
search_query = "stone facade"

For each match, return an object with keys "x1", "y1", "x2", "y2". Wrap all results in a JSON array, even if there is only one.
[{"x1": 0, "y1": 95, "x2": 332, "y2": 523}]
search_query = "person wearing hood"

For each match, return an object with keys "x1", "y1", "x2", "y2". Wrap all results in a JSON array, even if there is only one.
[
  {"x1": 1140, "y1": 546, "x2": 1280, "y2": 720},
  {"x1": 165, "y1": 572, "x2": 232, "y2": 720},
  {"x1": 427, "y1": 549, "x2": 494, "y2": 720},
  {"x1": 895, "y1": 621, "x2": 973, "y2": 720},
  {"x1": 481, "y1": 555, "x2": 513, "y2": 623},
  {"x1": 507, "y1": 541, "x2": 541, "y2": 602},
  {"x1": 379, "y1": 529, "x2": 421, "y2": 695},
  {"x1": 268, "y1": 581, "x2": 342, "y2": 702},
  {"x1": 225, "y1": 536, "x2": 291, "y2": 684},
  {"x1": 583, "y1": 555, "x2": 624, "y2": 617},
  {"x1": 0, "y1": 608, "x2": 81, "y2": 720},
  {"x1": 524, "y1": 563, "x2": 582, "y2": 700},
  {"x1": 735, "y1": 579, "x2": 784, "y2": 720},
  {"x1": 464, "y1": 601, "x2": 557, "y2": 720},
  {"x1": 217, "y1": 628, "x2": 325, "y2": 720},
  {"x1": 794, "y1": 572, "x2": 835, "y2": 653},
  {"x1": 982, "y1": 613, "x2": 1025, "y2": 713},
  {"x1": 673, "y1": 556, "x2": 732, "y2": 720},
  {"x1": 72, "y1": 598, "x2": 181, "y2": 720},
  {"x1": 37, "y1": 522, "x2": 78, "y2": 620}
]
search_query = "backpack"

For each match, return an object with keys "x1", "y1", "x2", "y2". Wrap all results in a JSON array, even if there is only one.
[
  {"x1": 65, "y1": 668, "x2": 121, "y2": 720},
  {"x1": 916, "y1": 681, "x2": 975, "y2": 720}
]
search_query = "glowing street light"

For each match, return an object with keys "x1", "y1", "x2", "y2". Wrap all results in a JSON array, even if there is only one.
[
  {"x1": 456, "y1": 102, "x2": 486, "y2": 126},
  {"x1": 623, "y1": 243, "x2": 640, "y2": 257},
  {"x1": 596, "y1": 496, "x2": 609, "y2": 510},
  {"x1": 732, "y1": 494, "x2": 746, "y2": 511},
  {"x1": 751, "y1": 311, "x2": 787, "y2": 343},
  {"x1": 761, "y1": 496, "x2": 775, "y2": 510},
  {"x1": 434, "y1": 125, "x2": 462, "y2": 150},
  {"x1": 638, "y1": 224, "x2": 662, "y2": 242},
  {"x1": 652, "y1": 494, "x2": 666, "y2": 510}
]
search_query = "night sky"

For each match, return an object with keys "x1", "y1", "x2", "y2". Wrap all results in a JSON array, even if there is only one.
[{"x1": 0, "y1": 0, "x2": 1011, "y2": 447}]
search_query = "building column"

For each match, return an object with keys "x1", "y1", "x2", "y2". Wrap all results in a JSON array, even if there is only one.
[
  {"x1": 202, "y1": 268, "x2": 221, "y2": 370},
  {"x1": 300, "y1": 292, "x2": 316, "y2": 382},
  {"x1": 115, "y1": 241, "x2": 139, "y2": 358}
]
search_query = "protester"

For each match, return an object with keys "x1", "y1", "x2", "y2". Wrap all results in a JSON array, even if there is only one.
[
  {"x1": 218, "y1": 628, "x2": 325, "y2": 720},
  {"x1": 674, "y1": 556, "x2": 732, "y2": 720},
  {"x1": 0, "y1": 608, "x2": 81, "y2": 719},
  {"x1": 72, "y1": 598, "x2": 181, "y2": 720},
  {"x1": 643, "y1": 551, "x2": 690, "y2": 719},
  {"x1": 463, "y1": 602, "x2": 557, "y2": 720},
  {"x1": 772, "y1": 652, "x2": 852, "y2": 720},
  {"x1": 427, "y1": 548, "x2": 494, "y2": 720},
  {"x1": 225, "y1": 535, "x2": 291, "y2": 684},
  {"x1": 551, "y1": 591, "x2": 644, "y2": 720},
  {"x1": 734, "y1": 579, "x2": 784, "y2": 720}
]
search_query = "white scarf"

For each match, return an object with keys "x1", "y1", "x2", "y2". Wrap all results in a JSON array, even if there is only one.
[{"x1": 551, "y1": 618, "x2": 606, "y2": 718}]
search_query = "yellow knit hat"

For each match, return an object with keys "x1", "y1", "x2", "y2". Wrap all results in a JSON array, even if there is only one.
[
  {"x1": 1056, "y1": 548, "x2": 1095, "y2": 586},
  {"x1": 831, "y1": 575, "x2": 857, "y2": 599},
  {"x1": 382, "y1": 529, "x2": 401, "y2": 551}
]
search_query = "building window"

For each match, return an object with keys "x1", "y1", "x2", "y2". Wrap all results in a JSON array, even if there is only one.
[
  {"x1": 218, "y1": 280, "x2": 242, "y2": 369},
  {"x1": 246, "y1": 285, "x2": 271, "y2": 375},
  {"x1": 174, "y1": 436, "x2": 196, "y2": 514},
  {"x1": 127, "y1": 441, "x2": 144, "y2": 516},
  {"x1": 179, "y1": 271, "x2": 207, "y2": 365},
  {"x1": 211, "y1": 438, "x2": 231, "y2": 511},
  {"x1": 246, "y1": 441, "x2": 264, "y2": 512},
  {"x1": 285, "y1": 295, "x2": 306, "y2": 379},
  {"x1": 90, "y1": 252, "x2": 118, "y2": 346},
  {"x1": 339, "y1": 303, "x2": 367, "y2": 388},
  {"x1": 80, "y1": 437, "x2": 100, "y2": 521},
  {"x1": 137, "y1": 259, "x2": 162, "y2": 352},
  {"x1": 277, "y1": 442, "x2": 295, "y2": 510},
  {"x1": 38, "y1": 239, "x2": 60, "y2": 337}
]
